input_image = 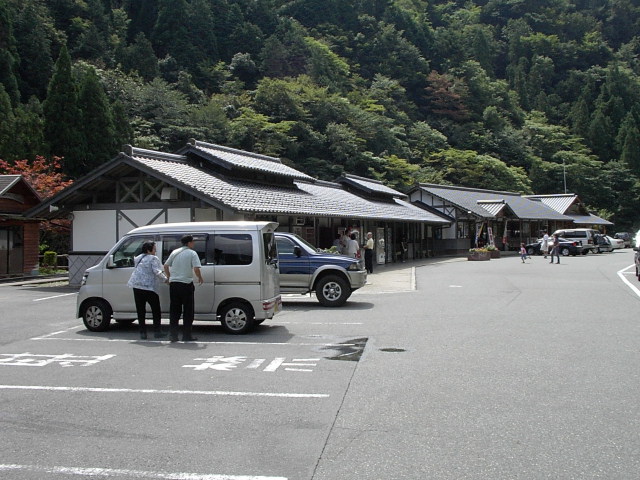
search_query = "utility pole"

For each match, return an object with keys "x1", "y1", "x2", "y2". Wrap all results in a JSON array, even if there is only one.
[{"x1": 563, "y1": 158, "x2": 567, "y2": 194}]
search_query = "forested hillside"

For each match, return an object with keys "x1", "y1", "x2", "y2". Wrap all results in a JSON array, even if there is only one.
[{"x1": 2, "y1": 0, "x2": 640, "y2": 228}]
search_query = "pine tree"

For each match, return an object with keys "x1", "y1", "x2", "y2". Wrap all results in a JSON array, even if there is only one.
[
  {"x1": 77, "y1": 67, "x2": 115, "y2": 175},
  {"x1": 0, "y1": 0, "x2": 20, "y2": 106},
  {"x1": 14, "y1": 2, "x2": 54, "y2": 101},
  {"x1": 0, "y1": 84, "x2": 15, "y2": 159},
  {"x1": 42, "y1": 45, "x2": 86, "y2": 178},
  {"x1": 618, "y1": 113, "x2": 640, "y2": 174}
]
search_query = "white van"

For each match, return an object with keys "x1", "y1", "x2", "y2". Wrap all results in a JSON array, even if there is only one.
[
  {"x1": 77, "y1": 221, "x2": 281, "y2": 334},
  {"x1": 552, "y1": 228, "x2": 599, "y2": 254}
]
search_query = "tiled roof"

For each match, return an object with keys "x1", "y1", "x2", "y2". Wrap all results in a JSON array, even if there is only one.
[
  {"x1": 566, "y1": 214, "x2": 613, "y2": 226},
  {"x1": 0, "y1": 175, "x2": 20, "y2": 195},
  {"x1": 476, "y1": 200, "x2": 508, "y2": 216},
  {"x1": 416, "y1": 184, "x2": 569, "y2": 220},
  {"x1": 180, "y1": 140, "x2": 313, "y2": 181},
  {"x1": 131, "y1": 155, "x2": 449, "y2": 223},
  {"x1": 524, "y1": 194, "x2": 577, "y2": 214},
  {"x1": 338, "y1": 174, "x2": 405, "y2": 198}
]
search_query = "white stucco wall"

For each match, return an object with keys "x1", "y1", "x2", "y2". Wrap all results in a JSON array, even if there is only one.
[{"x1": 72, "y1": 208, "x2": 194, "y2": 251}]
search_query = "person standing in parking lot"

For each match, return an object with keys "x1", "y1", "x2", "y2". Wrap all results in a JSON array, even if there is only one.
[
  {"x1": 164, "y1": 235, "x2": 204, "y2": 342},
  {"x1": 549, "y1": 234, "x2": 560, "y2": 264},
  {"x1": 364, "y1": 232, "x2": 374, "y2": 273},
  {"x1": 127, "y1": 241, "x2": 168, "y2": 340},
  {"x1": 541, "y1": 230, "x2": 549, "y2": 259}
]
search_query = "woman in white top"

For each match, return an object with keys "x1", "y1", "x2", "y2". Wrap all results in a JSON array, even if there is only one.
[
  {"x1": 127, "y1": 241, "x2": 168, "y2": 339},
  {"x1": 346, "y1": 233, "x2": 360, "y2": 258}
]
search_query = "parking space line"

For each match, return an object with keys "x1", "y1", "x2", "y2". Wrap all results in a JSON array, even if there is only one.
[
  {"x1": 0, "y1": 464, "x2": 287, "y2": 479},
  {"x1": 0, "y1": 385, "x2": 329, "y2": 398},
  {"x1": 30, "y1": 336, "x2": 362, "y2": 347},
  {"x1": 33, "y1": 292, "x2": 76, "y2": 302},
  {"x1": 617, "y1": 264, "x2": 640, "y2": 298}
]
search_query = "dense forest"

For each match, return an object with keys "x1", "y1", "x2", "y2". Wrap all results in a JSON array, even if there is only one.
[{"x1": 1, "y1": 0, "x2": 640, "y2": 229}]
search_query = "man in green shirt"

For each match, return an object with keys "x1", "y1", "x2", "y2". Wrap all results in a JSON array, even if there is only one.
[{"x1": 163, "y1": 235, "x2": 204, "y2": 342}]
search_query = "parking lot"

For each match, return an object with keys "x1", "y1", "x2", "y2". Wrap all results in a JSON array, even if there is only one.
[{"x1": 1, "y1": 251, "x2": 640, "y2": 479}]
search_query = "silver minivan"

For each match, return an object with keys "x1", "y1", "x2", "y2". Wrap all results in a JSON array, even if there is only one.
[
  {"x1": 77, "y1": 221, "x2": 281, "y2": 334},
  {"x1": 552, "y1": 228, "x2": 599, "y2": 254}
]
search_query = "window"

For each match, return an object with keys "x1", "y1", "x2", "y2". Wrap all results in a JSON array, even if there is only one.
[
  {"x1": 161, "y1": 235, "x2": 207, "y2": 264},
  {"x1": 208, "y1": 234, "x2": 253, "y2": 265},
  {"x1": 111, "y1": 236, "x2": 149, "y2": 268},
  {"x1": 275, "y1": 236, "x2": 297, "y2": 255}
]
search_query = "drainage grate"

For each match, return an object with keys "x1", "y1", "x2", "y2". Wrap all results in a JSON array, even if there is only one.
[{"x1": 379, "y1": 348, "x2": 406, "y2": 353}]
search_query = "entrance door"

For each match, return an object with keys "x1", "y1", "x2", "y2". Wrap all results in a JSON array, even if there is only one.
[{"x1": 0, "y1": 227, "x2": 23, "y2": 275}]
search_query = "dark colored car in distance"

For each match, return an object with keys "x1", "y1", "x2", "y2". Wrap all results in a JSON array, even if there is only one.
[{"x1": 526, "y1": 238, "x2": 581, "y2": 257}]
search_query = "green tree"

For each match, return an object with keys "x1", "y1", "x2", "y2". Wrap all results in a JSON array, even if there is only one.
[
  {"x1": 0, "y1": 83, "x2": 15, "y2": 159},
  {"x1": 42, "y1": 45, "x2": 86, "y2": 178},
  {"x1": 0, "y1": 0, "x2": 19, "y2": 105},
  {"x1": 77, "y1": 66, "x2": 116, "y2": 175}
]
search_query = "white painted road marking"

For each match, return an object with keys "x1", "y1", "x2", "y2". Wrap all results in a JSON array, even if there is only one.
[
  {"x1": 0, "y1": 464, "x2": 287, "y2": 479},
  {"x1": 617, "y1": 264, "x2": 640, "y2": 298},
  {"x1": 0, "y1": 385, "x2": 329, "y2": 398},
  {"x1": 0, "y1": 352, "x2": 115, "y2": 367},
  {"x1": 33, "y1": 292, "x2": 76, "y2": 302}
]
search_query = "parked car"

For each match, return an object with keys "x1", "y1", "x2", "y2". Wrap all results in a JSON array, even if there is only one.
[
  {"x1": 594, "y1": 234, "x2": 614, "y2": 253},
  {"x1": 77, "y1": 221, "x2": 282, "y2": 335},
  {"x1": 275, "y1": 232, "x2": 367, "y2": 307},
  {"x1": 614, "y1": 232, "x2": 632, "y2": 248},
  {"x1": 552, "y1": 228, "x2": 598, "y2": 254},
  {"x1": 606, "y1": 235, "x2": 624, "y2": 250},
  {"x1": 526, "y1": 238, "x2": 581, "y2": 256}
]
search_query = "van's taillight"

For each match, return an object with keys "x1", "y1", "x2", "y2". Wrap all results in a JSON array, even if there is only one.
[
  {"x1": 263, "y1": 297, "x2": 282, "y2": 311},
  {"x1": 80, "y1": 272, "x2": 89, "y2": 286}
]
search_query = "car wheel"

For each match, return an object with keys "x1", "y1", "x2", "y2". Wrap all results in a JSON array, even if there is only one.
[
  {"x1": 560, "y1": 247, "x2": 570, "y2": 256},
  {"x1": 316, "y1": 274, "x2": 350, "y2": 307},
  {"x1": 527, "y1": 247, "x2": 536, "y2": 255},
  {"x1": 82, "y1": 299, "x2": 112, "y2": 332},
  {"x1": 219, "y1": 302, "x2": 255, "y2": 334}
]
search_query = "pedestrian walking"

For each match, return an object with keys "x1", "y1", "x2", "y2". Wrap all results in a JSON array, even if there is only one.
[
  {"x1": 519, "y1": 243, "x2": 527, "y2": 263},
  {"x1": 549, "y1": 234, "x2": 561, "y2": 264},
  {"x1": 163, "y1": 235, "x2": 204, "y2": 342},
  {"x1": 541, "y1": 230, "x2": 549, "y2": 258},
  {"x1": 364, "y1": 232, "x2": 374, "y2": 273},
  {"x1": 127, "y1": 241, "x2": 168, "y2": 340}
]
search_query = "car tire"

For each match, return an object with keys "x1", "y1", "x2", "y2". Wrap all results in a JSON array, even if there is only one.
[
  {"x1": 527, "y1": 247, "x2": 536, "y2": 255},
  {"x1": 219, "y1": 301, "x2": 255, "y2": 334},
  {"x1": 82, "y1": 299, "x2": 112, "y2": 332},
  {"x1": 316, "y1": 274, "x2": 350, "y2": 307},
  {"x1": 560, "y1": 247, "x2": 570, "y2": 256}
]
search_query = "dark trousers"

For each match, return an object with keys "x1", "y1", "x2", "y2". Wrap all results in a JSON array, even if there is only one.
[
  {"x1": 364, "y1": 249, "x2": 374, "y2": 273},
  {"x1": 169, "y1": 281, "x2": 195, "y2": 339},
  {"x1": 133, "y1": 288, "x2": 162, "y2": 333}
]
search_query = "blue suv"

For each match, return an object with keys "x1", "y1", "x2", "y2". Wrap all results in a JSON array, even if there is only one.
[{"x1": 275, "y1": 232, "x2": 367, "y2": 306}]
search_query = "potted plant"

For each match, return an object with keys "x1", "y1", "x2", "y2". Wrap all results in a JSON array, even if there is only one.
[
  {"x1": 486, "y1": 244, "x2": 500, "y2": 258},
  {"x1": 467, "y1": 247, "x2": 491, "y2": 261}
]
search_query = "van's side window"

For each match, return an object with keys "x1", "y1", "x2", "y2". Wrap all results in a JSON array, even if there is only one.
[
  {"x1": 112, "y1": 236, "x2": 148, "y2": 267},
  {"x1": 209, "y1": 234, "x2": 253, "y2": 265},
  {"x1": 161, "y1": 234, "x2": 207, "y2": 264}
]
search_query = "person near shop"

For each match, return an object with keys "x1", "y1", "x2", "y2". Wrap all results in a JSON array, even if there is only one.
[
  {"x1": 347, "y1": 233, "x2": 360, "y2": 258},
  {"x1": 163, "y1": 235, "x2": 204, "y2": 342},
  {"x1": 549, "y1": 234, "x2": 560, "y2": 264},
  {"x1": 364, "y1": 232, "x2": 374, "y2": 273},
  {"x1": 332, "y1": 234, "x2": 342, "y2": 251},
  {"x1": 127, "y1": 241, "x2": 168, "y2": 340},
  {"x1": 340, "y1": 231, "x2": 349, "y2": 255}
]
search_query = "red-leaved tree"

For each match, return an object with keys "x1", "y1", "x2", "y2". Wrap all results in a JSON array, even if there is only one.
[{"x1": 0, "y1": 156, "x2": 74, "y2": 253}]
